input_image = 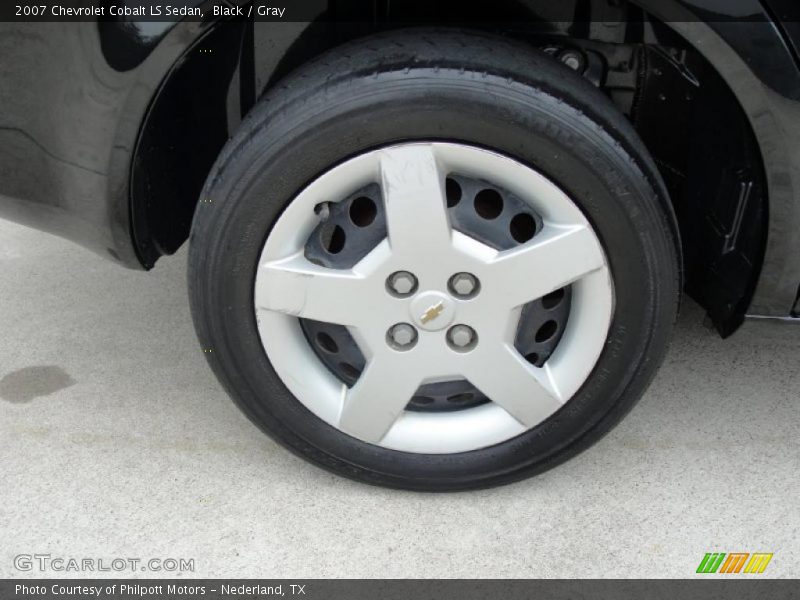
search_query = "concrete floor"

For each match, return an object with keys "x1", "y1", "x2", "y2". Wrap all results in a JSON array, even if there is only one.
[{"x1": 0, "y1": 217, "x2": 798, "y2": 579}]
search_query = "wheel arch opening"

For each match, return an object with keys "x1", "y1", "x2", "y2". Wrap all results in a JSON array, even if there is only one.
[{"x1": 131, "y1": 0, "x2": 770, "y2": 337}]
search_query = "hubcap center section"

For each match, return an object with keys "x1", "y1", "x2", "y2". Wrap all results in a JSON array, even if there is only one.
[{"x1": 410, "y1": 291, "x2": 456, "y2": 331}]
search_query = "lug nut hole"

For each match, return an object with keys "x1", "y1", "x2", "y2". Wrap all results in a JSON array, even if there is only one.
[
  {"x1": 447, "y1": 324, "x2": 478, "y2": 352},
  {"x1": 448, "y1": 272, "x2": 480, "y2": 299},
  {"x1": 386, "y1": 271, "x2": 418, "y2": 297},
  {"x1": 387, "y1": 323, "x2": 418, "y2": 351}
]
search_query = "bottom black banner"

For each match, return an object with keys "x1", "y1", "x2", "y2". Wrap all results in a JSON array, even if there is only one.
[{"x1": 1, "y1": 580, "x2": 799, "y2": 600}]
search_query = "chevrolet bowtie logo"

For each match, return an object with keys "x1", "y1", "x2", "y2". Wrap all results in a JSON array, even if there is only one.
[{"x1": 420, "y1": 301, "x2": 445, "y2": 324}]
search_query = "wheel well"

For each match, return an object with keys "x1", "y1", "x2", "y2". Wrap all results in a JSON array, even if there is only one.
[
  {"x1": 131, "y1": 1, "x2": 768, "y2": 335},
  {"x1": 130, "y1": 20, "x2": 246, "y2": 267}
]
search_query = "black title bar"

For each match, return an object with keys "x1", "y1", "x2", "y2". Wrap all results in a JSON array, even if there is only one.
[{"x1": 0, "y1": 0, "x2": 791, "y2": 23}]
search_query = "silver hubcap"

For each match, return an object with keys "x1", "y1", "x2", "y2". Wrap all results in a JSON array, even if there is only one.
[{"x1": 254, "y1": 143, "x2": 613, "y2": 453}]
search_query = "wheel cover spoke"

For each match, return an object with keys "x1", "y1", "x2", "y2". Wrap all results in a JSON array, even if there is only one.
[
  {"x1": 256, "y1": 252, "x2": 369, "y2": 327},
  {"x1": 379, "y1": 146, "x2": 452, "y2": 257},
  {"x1": 338, "y1": 356, "x2": 422, "y2": 443},
  {"x1": 468, "y1": 346, "x2": 564, "y2": 427},
  {"x1": 486, "y1": 224, "x2": 605, "y2": 309}
]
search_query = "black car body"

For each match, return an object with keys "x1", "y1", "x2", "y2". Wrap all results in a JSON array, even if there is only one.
[{"x1": 1, "y1": 0, "x2": 799, "y2": 335}]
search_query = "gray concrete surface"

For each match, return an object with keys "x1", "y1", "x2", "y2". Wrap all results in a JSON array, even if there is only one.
[{"x1": 1, "y1": 217, "x2": 798, "y2": 579}]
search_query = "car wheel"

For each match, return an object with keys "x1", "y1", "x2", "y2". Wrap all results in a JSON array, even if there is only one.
[{"x1": 188, "y1": 30, "x2": 680, "y2": 490}]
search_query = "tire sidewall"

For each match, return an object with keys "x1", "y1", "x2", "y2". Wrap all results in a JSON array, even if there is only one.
[{"x1": 190, "y1": 49, "x2": 678, "y2": 490}]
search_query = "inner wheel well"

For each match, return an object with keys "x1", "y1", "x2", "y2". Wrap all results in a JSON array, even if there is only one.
[{"x1": 132, "y1": 2, "x2": 767, "y2": 336}]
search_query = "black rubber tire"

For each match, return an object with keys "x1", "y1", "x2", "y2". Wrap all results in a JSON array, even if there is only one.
[{"x1": 188, "y1": 29, "x2": 681, "y2": 491}]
